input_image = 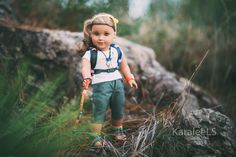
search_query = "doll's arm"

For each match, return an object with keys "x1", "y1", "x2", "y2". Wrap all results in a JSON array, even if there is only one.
[
  {"x1": 82, "y1": 58, "x2": 92, "y2": 89},
  {"x1": 120, "y1": 55, "x2": 138, "y2": 88}
]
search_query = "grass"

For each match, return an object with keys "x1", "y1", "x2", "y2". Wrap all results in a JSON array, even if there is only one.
[{"x1": 0, "y1": 58, "x2": 91, "y2": 157}]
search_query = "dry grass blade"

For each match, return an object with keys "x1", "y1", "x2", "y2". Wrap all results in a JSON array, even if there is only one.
[
  {"x1": 163, "y1": 50, "x2": 210, "y2": 125},
  {"x1": 130, "y1": 116, "x2": 160, "y2": 157}
]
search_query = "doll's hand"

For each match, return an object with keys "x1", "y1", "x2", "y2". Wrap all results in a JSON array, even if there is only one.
[
  {"x1": 128, "y1": 80, "x2": 138, "y2": 89},
  {"x1": 83, "y1": 78, "x2": 91, "y2": 89},
  {"x1": 126, "y1": 74, "x2": 138, "y2": 89}
]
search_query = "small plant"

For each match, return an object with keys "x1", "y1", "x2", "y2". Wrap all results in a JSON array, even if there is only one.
[{"x1": 0, "y1": 58, "x2": 90, "y2": 157}]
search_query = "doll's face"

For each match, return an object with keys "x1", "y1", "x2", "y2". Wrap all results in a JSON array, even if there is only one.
[{"x1": 91, "y1": 24, "x2": 116, "y2": 51}]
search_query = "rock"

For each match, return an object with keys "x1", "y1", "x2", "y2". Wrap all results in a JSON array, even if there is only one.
[{"x1": 181, "y1": 108, "x2": 235, "y2": 156}]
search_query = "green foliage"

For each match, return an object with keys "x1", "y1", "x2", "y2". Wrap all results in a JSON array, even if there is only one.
[
  {"x1": 0, "y1": 59, "x2": 90, "y2": 157},
  {"x1": 118, "y1": 20, "x2": 141, "y2": 36},
  {"x1": 13, "y1": 0, "x2": 129, "y2": 31},
  {"x1": 181, "y1": 0, "x2": 236, "y2": 29}
]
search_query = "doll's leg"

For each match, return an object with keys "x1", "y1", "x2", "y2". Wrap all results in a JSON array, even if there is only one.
[
  {"x1": 89, "y1": 102, "x2": 107, "y2": 147},
  {"x1": 111, "y1": 118, "x2": 127, "y2": 140},
  {"x1": 90, "y1": 82, "x2": 112, "y2": 147},
  {"x1": 110, "y1": 79, "x2": 126, "y2": 140},
  {"x1": 111, "y1": 118, "x2": 123, "y2": 127},
  {"x1": 89, "y1": 123, "x2": 104, "y2": 147}
]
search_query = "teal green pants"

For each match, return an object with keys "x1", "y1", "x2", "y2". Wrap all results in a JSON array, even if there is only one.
[{"x1": 91, "y1": 79, "x2": 125, "y2": 123}]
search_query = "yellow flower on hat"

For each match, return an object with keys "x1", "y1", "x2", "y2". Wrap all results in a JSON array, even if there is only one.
[{"x1": 112, "y1": 17, "x2": 119, "y2": 24}]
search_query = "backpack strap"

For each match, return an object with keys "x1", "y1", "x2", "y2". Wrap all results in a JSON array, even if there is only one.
[
  {"x1": 89, "y1": 44, "x2": 123, "y2": 75},
  {"x1": 89, "y1": 47, "x2": 97, "y2": 70},
  {"x1": 93, "y1": 67, "x2": 118, "y2": 74},
  {"x1": 110, "y1": 43, "x2": 122, "y2": 67}
]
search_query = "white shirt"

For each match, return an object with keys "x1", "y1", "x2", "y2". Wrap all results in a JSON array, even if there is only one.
[{"x1": 82, "y1": 46, "x2": 123, "y2": 84}]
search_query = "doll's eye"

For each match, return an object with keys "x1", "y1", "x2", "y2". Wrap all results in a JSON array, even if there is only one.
[
  {"x1": 104, "y1": 32, "x2": 110, "y2": 36},
  {"x1": 93, "y1": 32, "x2": 99, "y2": 36}
]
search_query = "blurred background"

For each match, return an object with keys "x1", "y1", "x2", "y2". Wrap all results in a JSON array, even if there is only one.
[
  {"x1": 9, "y1": 0, "x2": 236, "y2": 124},
  {"x1": 1, "y1": 0, "x2": 236, "y2": 156}
]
